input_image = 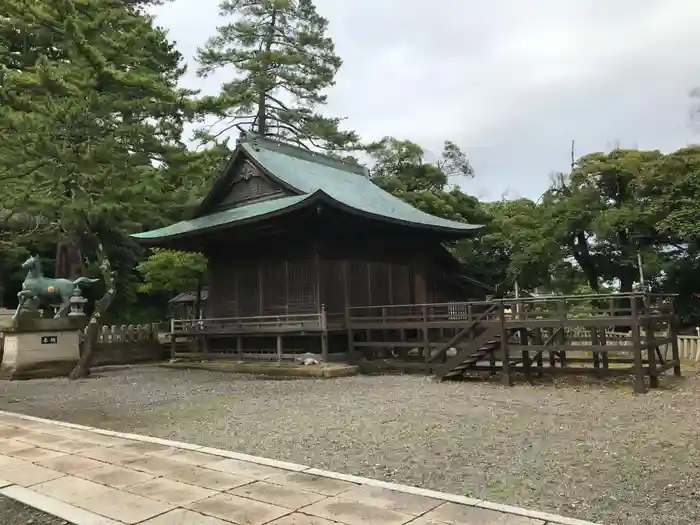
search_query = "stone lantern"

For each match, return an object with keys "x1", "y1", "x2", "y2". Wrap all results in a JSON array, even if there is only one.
[{"x1": 68, "y1": 287, "x2": 87, "y2": 317}]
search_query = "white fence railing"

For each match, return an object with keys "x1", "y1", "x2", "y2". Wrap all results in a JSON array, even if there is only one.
[
  {"x1": 555, "y1": 327, "x2": 700, "y2": 362},
  {"x1": 596, "y1": 330, "x2": 699, "y2": 361},
  {"x1": 677, "y1": 335, "x2": 700, "y2": 361}
]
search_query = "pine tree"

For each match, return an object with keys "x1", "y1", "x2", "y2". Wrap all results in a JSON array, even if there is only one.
[
  {"x1": 197, "y1": 0, "x2": 359, "y2": 151},
  {"x1": 0, "y1": 0, "x2": 193, "y2": 376}
]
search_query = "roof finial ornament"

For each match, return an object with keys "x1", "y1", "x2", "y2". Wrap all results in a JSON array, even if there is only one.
[{"x1": 235, "y1": 127, "x2": 247, "y2": 146}]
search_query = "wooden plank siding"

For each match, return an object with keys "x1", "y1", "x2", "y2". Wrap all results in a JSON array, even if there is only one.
[{"x1": 206, "y1": 252, "x2": 419, "y2": 321}]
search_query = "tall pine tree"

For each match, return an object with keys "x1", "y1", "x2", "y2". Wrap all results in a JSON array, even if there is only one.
[
  {"x1": 197, "y1": 0, "x2": 359, "y2": 151},
  {"x1": 0, "y1": 0, "x2": 192, "y2": 376}
]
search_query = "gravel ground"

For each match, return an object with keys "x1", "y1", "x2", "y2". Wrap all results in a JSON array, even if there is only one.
[
  {"x1": 0, "y1": 365, "x2": 697, "y2": 525},
  {"x1": 0, "y1": 495, "x2": 68, "y2": 524}
]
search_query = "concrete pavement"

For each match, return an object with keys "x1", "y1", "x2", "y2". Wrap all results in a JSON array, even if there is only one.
[{"x1": 0, "y1": 410, "x2": 603, "y2": 525}]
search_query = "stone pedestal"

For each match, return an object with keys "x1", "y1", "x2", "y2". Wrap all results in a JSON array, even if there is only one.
[{"x1": 0, "y1": 317, "x2": 86, "y2": 380}]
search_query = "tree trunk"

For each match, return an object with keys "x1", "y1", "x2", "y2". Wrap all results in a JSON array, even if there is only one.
[
  {"x1": 55, "y1": 238, "x2": 84, "y2": 278},
  {"x1": 194, "y1": 275, "x2": 203, "y2": 320},
  {"x1": 255, "y1": 8, "x2": 276, "y2": 136},
  {"x1": 69, "y1": 241, "x2": 115, "y2": 380},
  {"x1": 572, "y1": 231, "x2": 600, "y2": 292}
]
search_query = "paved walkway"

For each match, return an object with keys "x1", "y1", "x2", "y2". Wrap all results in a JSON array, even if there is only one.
[{"x1": 0, "y1": 410, "x2": 601, "y2": 525}]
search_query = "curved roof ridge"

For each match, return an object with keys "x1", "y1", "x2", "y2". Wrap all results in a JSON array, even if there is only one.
[{"x1": 242, "y1": 135, "x2": 369, "y2": 177}]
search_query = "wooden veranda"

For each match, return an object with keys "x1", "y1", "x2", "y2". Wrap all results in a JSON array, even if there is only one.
[
  {"x1": 346, "y1": 292, "x2": 680, "y2": 393},
  {"x1": 168, "y1": 292, "x2": 680, "y2": 393},
  {"x1": 168, "y1": 307, "x2": 346, "y2": 363}
]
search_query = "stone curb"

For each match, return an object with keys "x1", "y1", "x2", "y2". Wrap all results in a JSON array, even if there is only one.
[
  {"x1": 0, "y1": 410, "x2": 605, "y2": 525},
  {"x1": 0, "y1": 485, "x2": 121, "y2": 525}
]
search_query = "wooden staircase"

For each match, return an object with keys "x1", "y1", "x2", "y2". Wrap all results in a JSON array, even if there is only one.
[
  {"x1": 433, "y1": 326, "x2": 501, "y2": 379},
  {"x1": 426, "y1": 303, "x2": 500, "y2": 380}
]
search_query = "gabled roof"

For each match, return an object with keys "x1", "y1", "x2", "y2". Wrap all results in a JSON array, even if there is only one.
[
  {"x1": 133, "y1": 194, "x2": 309, "y2": 241},
  {"x1": 169, "y1": 288, "x2": 209, "y2": 304},
  {"x1": 132, "y1": 134, "x2": 482, "y2": 243}
]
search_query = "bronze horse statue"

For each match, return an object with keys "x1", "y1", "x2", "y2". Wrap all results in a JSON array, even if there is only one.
[{"x1": 13, "y1": 255, "x2": 99, "y2": 320}]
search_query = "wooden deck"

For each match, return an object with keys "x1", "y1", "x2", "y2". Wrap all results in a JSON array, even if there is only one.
[
  {"x1": 168, "y1": 310, "x2": 343, "y2": 363},
  {"x1": 346, "y1": 292, "x2": 681, "y2": 393},
  {"x1": 168, "y1": 292, "x2": 681, "y2": 393}
]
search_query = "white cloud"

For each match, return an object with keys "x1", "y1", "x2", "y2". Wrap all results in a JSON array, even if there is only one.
[{"x1": 153, "y1": 0, "x2": 700, "y2": 200}]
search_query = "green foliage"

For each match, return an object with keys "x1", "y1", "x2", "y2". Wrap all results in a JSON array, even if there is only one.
[
  {"x1": 636, "y1": 145, "x2": 700, "y2": 243},
  {"x1": 0, "y1": 0, "x2": 203, "y2": 311},
  {"x1": 2, "y1": 1, "x2": 700, "y2": 329},
  {"x1": 474, "y1": 198, "x2": 567, "y2": 292},
  {"x1": 196, "y1": 0, "x2": 359, "y2": 150},
  {"x1": 137, "y1": 249, "x2": 207, "y2": 294},
  {"x1": 0, "y1": 0, "x2": 193, "y2": 234},
  {"x1": 368, "y1": 137, "x2": 479, "y2": 223}
]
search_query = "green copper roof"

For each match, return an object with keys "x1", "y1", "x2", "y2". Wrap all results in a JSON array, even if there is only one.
[
  {"x1": 132, "y1": 194, "x2": 309, "y2": 240},
  {"x1": 240, "y1": 139, "x2": 481, "y2": 233},
  {"x1": 132, "y1": 135, "x2": 482, "y2": 242}
]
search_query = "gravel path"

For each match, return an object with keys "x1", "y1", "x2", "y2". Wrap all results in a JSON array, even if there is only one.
[
  {"x1": 0, "y1": 495, "x2": 68, "y2": 524},
  {"x1": 0, "y1": 365, "x2": 696, "y2": 525}
]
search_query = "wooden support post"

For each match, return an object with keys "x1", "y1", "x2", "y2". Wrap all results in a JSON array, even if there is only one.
[
  {"x1": 413, "y1": 255, "x2": 427, "y2": 304},
  {"x1": 169, "y1": 318, "x2": 176, "y2": 361},
  {"x1": 669, "y1": 301, "x2": 681, "y2": 377},
  {"x1": 631, "y1": 297, "x2": 646, "y2": 394},
  {"x1": 381, "y1": 307, "x2": 388, "y2": 359},
  {"x1": 499, "y1": 302, "x2": 510, "y2": 385},
  {"x1": 422, "y1": 305, "x2": 431, "y2": 368},
  {"x1": 533, "y1": 328, "x2": 544, "y2": 375},
  {"x1": 276, "y1": 335, "x2": 283, "y2": 363},
  {"x1": 489, "y1": 345, "x2": 497, "y2": 371},
  {"x1": 237, "y1": 336, "x2": 243, "y2": 356},
  {"x1": 320, "y1": 304, "x2": 329, "y2": 363},
  {"x1": 600, "y1": 328, "x2": 609, "y2": 369},
  {"x1": 257, "y1": 263, "x2": 264, "y2": 316},
  {"x1": 556, "y1": 300, "x2": 567, "y2": 367},
  {"x1": 548, "y1": 330, "x2": 556, "y2": 369},
  {"x1": 342, "y1": 261, "x2": 355, "y2": 363},
  {"x1": 345, "y1": 305, "x2": 355, "y2": 363},
  {"x1": 313, "y1": 244, "x2": 322, "y2": 313},
  {"x1": 519, "y1": 327, "x2": 530, "y2": 381},
  {"x1": 646, "y1": 314, "x2": 658, "y2": 389},
  {"x1": 591, "y1": 327, "x2": 601, "y2": 375}
]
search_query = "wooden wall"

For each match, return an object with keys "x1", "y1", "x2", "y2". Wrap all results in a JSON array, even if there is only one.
[
  {"x1": 199, "y1": 210, "x2": 464, "y2": 319},
  {"x1": 321, "y1": 259, "x2": 413, "y2": 314},
  {"x1": 207, "y1": 252, "x2": 318, "y2": 318},
  {"x1": 205, "y1": 249, "x2": 419, "y2": 319},
  {"x1": 206, "y1": 257, "x2": 417, "y2": 318}
]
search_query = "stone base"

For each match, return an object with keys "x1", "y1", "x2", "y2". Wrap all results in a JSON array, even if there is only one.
[{"x1": 0, "y1": 318, "x2": 83, "y2": 380}]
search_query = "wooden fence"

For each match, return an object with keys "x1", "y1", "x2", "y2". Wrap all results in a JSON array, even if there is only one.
[
  {"x1": 572, "y1": 328, "x2": 700, "y2": 361},
  {"x1": 676, "y1": 335, "x2": 700, "y2": 360},
  {"x1": 92, "y1": 323, "x2": 166, "y2": 366},
  {"x1": 0, "y1": 321, "x2": 166, "y2": 367}
]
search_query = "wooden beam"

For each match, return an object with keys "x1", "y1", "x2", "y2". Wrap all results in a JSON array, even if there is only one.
[
  {"x1": 499, "y1": 302, "x2": 511, "y2": 385},
  {"x1": 413, "y1": 255, "x2": 427, "y2": 305},
  {"x1": 631, "y1": 298, "x2": 646, "y2": 394},
  {"x1": 257, "y1": 262, "x2": 264, "y2": 316},
  {"x1": 342, "y1": 260, "x2": 355, "y2": 362},
  {"x1": 313, "y1": 243, "x2": 321, "y2": 313}
]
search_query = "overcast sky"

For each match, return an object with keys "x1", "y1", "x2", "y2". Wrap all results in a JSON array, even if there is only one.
[{"x1": 153, "y1": 0, "x2": 700, "y2": 201}]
